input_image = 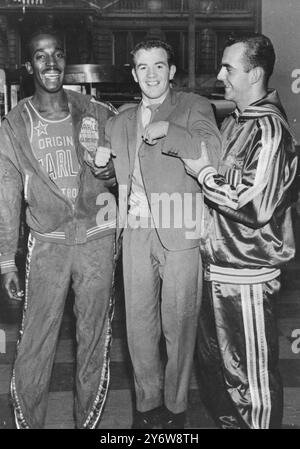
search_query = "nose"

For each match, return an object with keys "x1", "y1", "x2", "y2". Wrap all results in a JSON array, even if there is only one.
[
  {"x1": 46, "y1": 54, "x2": 56, "y2": 67},
  {"x1": 217, "y1": 66, "x2": 225, "y2": 81},
  {"x1": 147, "y1": 66, "x2": 156, "y2": 78}
]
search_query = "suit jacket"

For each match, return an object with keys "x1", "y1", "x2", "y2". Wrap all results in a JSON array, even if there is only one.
[{"x1": 106, "y1": 89, "x2": 222, "y2": 250}]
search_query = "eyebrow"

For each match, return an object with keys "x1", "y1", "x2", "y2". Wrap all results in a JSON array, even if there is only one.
[
  {"x1": 221, "y1": 63, "x2": 233, "y2": 69},
  {"x1": 136, "y1": 60, "x2": 167, "y2": 68},
  {"x1": 33, "y1": 47, "x2": 64, "y2": 55}
]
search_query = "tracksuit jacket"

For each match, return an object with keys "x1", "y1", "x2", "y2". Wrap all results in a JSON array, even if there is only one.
[
  {"x1": 199, "y1": 89, "x2": 297, "y2": 279},
  {"x1": 0, "y1": 89, "x2": 117, "y2": 274}
]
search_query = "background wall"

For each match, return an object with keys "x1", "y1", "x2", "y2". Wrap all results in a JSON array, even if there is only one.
[{"x1": 262, "y1": 0, "x2": 300, "y2": 144}]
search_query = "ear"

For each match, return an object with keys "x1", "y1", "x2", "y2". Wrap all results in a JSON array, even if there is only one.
[
  {"x1": 131, "y1": 68, "x2": 138, "y2": 83},
  {"x1": 25, "y1": 61, "x2": 33, "y2": 75},
  {"x1": 169, "y1": 64, "x2": 176, "y2": 81},
  {"x1": 250, "y1": 66, "x2": 264, "y2": 85}
]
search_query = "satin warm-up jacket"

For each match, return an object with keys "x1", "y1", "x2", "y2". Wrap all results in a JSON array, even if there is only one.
[{"x1": 198, "y1": 90, "x2": 298, "y2": 271}]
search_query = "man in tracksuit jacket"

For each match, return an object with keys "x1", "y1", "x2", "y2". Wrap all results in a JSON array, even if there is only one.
[
  {"x1": 0, "y1": 29, "x2": 117, "y2": 428},
  {"x1": 183, "y1": 34, "x2": 298, "y2": 428}
]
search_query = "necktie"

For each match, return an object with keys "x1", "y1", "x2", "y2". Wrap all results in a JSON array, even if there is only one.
[{"x1": 143, "y1": 104, "x2": 159, "y2": 128}]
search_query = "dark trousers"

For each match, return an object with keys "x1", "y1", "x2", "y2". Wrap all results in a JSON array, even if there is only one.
[
  {"x1": 11, "y1": 233, "x2": 115, "y2": 429},
  {"x1": 197, "y1": 278, "x2": 283, "y2": 429}
]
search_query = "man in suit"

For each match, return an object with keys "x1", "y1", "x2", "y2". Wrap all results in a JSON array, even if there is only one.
[{"x1": 94, "y1": 39, "x2": 222, "y2": 429}]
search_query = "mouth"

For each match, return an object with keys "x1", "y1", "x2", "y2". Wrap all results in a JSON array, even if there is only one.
[
  {"x1": 146, "y1": 81, "x2": 159, "y2": 87},
  {"x1": 43, "y1": 71, "x2": 61, "y2": 80}
]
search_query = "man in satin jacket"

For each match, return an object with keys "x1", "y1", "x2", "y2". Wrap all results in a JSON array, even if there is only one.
[
  {"x1": 184, "y1": 33, "x2": 298, "y2": 429},
  {"x1": 94, "y1": 39, "x2": 222, "y2": 428}
]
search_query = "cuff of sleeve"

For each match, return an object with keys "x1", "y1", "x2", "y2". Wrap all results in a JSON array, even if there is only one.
[
  {"x1": 0, "y1": 256, "x2": 17, "y2": 274},
  {"x1": 198, "y1": 165, "x2": 217, "y2": 185}
]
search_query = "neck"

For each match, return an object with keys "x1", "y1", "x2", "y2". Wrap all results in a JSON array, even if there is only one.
[
  {"x1": 142, "y1": 89, "x2": 170, "y2": 106},
  {"x1": 31, "y1": 88, "x2": 69, "y2": 119},
  {"x1": 237, "y1": 86, "x2": 268, "y2": 112}
]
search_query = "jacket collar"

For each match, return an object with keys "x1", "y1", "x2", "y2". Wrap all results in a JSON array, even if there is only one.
[
  {"x1": 231, "y1": 89, "x2": 295, "y2": 142},
  {"x1": 127, "y1": 88, "x2": 178, "y2": 121},
  {"x1": 125, "y1": 90, "x2": 179, "y2": 171}
]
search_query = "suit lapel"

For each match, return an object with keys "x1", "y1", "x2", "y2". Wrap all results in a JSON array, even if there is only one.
[
  {"x1": 124, "y1": 91, "x2": 178, "y2": 172},
  {"x1": 153, "y1": 90, "x2": 178, "y2": 122},
  {"x1": 126, "y1": 105, "x2": 139, "y2": 173}
]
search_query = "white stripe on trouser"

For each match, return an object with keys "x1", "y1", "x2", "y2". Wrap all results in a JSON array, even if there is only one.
[
  {"x1": 252, "y1": 283, "x2": 271, "y2": 429},
  {"x1": 11, "y1": 233, "x2": 36, "y2": 429},
  {"x1": 240, "y1": 284, "x2": 271, "y2": 429}
]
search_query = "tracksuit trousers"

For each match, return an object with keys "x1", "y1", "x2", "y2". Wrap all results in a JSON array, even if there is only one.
[
  {"x1": 123, "y1": 226, "x2": 202, "y2": 414},
  {"x1": 11, "y1": 233, "x2": 115, "y2": 429},
  {"x1": 197, "y1": 275, "x2": 283, "y2": 429}
]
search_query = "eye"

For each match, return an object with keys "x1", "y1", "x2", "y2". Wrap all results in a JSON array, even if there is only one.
[
  {"x1": 56, "y1": 52, "x2": 65, "y2": 59},
  {"x1": 35, "y1": 53, "x2": 46, "y2": 61}
]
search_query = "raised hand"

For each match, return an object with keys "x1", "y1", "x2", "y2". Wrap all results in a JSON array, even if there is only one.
[
  {"x1": 142, "y1": 121, "x2": 169, "y2": 145},
  {"x1": 95, "y1": 146, "x2": 116, "y2": 168}
]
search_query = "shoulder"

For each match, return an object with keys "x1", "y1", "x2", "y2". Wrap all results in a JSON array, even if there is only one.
[
  {"x1": 112, "y1": 103, "x2": 137, "y2": 123},
  {"x1": 90, "y1": 97, "x2": 118, "y2": 115},
  {"x1": 5, "y1": 97, "x2": 30, "y2": 120},
  {"x1": 65, "y1": 88, "x2": 116, "y2": 116},
  {"x1": 175, "y1": 90, "x2": 211, "y2": 107},
  {"x1": 0, "y1": 97, "x2": 31, "y2": 134},
  {"x1": 257, "y1": 114, "x2": 284, "y2": 140}
]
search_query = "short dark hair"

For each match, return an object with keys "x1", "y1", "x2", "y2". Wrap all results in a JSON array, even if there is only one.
[
  {"x1": 25, "y1": 27, "x2": 64, "y2": 62},
  {"x1": 131, "y1": 39, "x2": 175, "y2": 67},
  {"x1": 225, "y1": 33, "x2": 276, "y2": 85}
]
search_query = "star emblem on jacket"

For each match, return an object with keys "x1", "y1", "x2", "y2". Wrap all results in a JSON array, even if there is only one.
[{"x1": 34, "y1": 121, "x2": 48, "y2": 137}]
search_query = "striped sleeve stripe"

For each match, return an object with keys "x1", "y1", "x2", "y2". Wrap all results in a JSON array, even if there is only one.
[
  {"x1": 200, "y1": 171, "x2": 239, "y2": 209},
  {"x1": 200, "y1": 116, "x2": 283, "y2": 210},
  {"x1": 237, "y1": 115, "x2": 282, "y2": 208},
  {"x1": 198, "y1": 165, "x2": 217, "y2": 185},
  {"x1": 244, "y1": 106, "x2": 293, "y2": 139},
  {"x1": 0, "y1": 260, "x2": 17, "y2": 270}
]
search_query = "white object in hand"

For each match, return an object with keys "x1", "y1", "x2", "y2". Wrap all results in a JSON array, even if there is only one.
[{"x1": 95, "y1": 146, "x2": 115, "y2": 167}]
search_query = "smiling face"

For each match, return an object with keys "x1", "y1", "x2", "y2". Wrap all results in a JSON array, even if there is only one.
[
  {"x1": 25, "y1": 34, "x2": 66, "y2": 94},
  {"x1": 217, "y1": 42, "x2": 253, "y2": 111},
  {"x1": 132, "y1": 47, "x2": 176, "y2": 103}
]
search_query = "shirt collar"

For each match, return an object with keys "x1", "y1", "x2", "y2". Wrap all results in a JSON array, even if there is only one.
[{"x1": 141, "y1": 90, "x2": 169, "y2": 110}]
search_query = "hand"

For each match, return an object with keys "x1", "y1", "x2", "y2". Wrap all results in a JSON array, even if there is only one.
[
  {"x1": 95, "y1": 146, "x2": 116, "y2": 168},
  {"x1": 142, "y1": 121, "x2": 169, "y2": 145},
  {"x1": 182, "y1": 141, "x2": 211, "y2": 177},
  {"x1": 1, "y1": 271, "x2": 24, "y2": 301},
  {"x1": 92, "y1": 159, "x2": 116, "y2": 179}
]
